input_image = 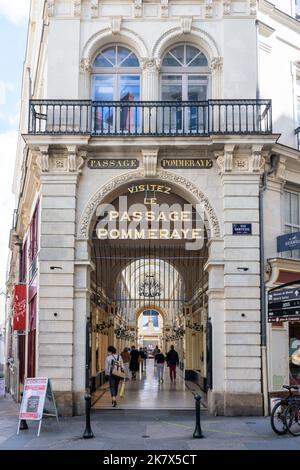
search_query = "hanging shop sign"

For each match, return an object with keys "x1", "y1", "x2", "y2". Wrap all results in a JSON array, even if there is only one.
[
  {"x1": 268, "y1": 288, "x2": 300, "y2": 322},
  {"x1": 161, "y1": 159, "x2": 213, "y2": 169},
  {"x1": 17, "y1": 378, "x2": 58, "y2": 437},
  {"x1": 277, "y1": 231, "x2": 300, "y2": 253},
  {"x1": 13, "y1": 285, "x2": 27, "y2": 331},
  {"x1": 88, "y1": 158, "x2": 139, "y2": 169},
  {"x1": 232, "y1": 223, "x2": 252, "y2": 235}
]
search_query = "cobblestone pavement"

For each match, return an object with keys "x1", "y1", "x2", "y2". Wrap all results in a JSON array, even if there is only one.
[{"x1": 1, "y1": 395, "x2": 300, "y2": 450}]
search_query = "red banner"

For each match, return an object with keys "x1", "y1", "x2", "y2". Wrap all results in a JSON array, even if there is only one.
[{"x1": 13, "y1": 285, "x2": 27, "y2": 331}]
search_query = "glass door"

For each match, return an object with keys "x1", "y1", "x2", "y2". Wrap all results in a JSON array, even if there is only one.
[
  {"x1": 119, "y1": 75, "x2": 140, "y2": 133},
  {"x1": 161, "y1": 75, "x2": 183, "y2": 133},
  {"x1": 187, "y1": 75, "x2": 208, "y2": 133}
]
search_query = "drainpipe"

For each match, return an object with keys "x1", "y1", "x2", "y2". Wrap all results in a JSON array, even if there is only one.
[{"x1": 260, "y1": 154, "x2": 279, "y2": 416}]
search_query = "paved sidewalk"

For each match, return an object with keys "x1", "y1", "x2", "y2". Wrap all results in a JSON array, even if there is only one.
[{"x1": 1, "y1": 395, "x2": 300, "y2": 450}]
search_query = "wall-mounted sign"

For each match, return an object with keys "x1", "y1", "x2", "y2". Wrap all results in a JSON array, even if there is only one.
[
  {"x1": 13, "y1": 285, "x2": 27, "y2": 331},
  {"x1": 232, "y1": 223, "x2": 252, "y2": 235},
  {"x1": 88, "y1": 159, "x2": 139, "y2": 169},
  {"x1": 128, "y1": 184, "x2": 171, "y2": 195},
  {"x1": 161, "y1": 159, "x2": 213, "y2": 169},
  {"x1": 277, "y1": 231, "x2": 300, "y2": 253},
  {"x1": 268, "y1": 288, "x2": 300, "y2": 322},
  {"x1": 17, "y1": 378, "x2": 58, "y2": 436}
]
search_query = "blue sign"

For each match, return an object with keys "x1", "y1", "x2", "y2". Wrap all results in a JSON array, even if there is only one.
[
  {"x1": 277, "y1": 231, "x2": 300, "y2": 253},
  {"x1": 232, "y1": 223, "x2": 252, "y2": 235}
]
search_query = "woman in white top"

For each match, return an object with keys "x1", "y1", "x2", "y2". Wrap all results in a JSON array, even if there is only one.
[{"x1": 105, "y1": 345, "x2": 124, "y2": 407}]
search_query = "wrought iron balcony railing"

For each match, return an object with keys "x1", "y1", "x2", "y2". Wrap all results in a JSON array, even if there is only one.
[
  {"x1": 28, "y1": 99, "x2": 272, "y2": 136},
  {"x1": 296, "y1": 126, "x2": 300, "y2": 150}
]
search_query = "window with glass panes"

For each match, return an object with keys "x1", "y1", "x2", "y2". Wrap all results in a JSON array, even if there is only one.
[{"x1": 284, "y1": 190, "x2": 300, "y2": 258}]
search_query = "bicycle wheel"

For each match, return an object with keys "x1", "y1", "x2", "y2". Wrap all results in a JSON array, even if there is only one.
[
  {"x1": 284, "y1": 402, "x2": 300, "y2": 436},
  {"x1": 271, "y1": 400, "x2": 288, "y2": 435}
]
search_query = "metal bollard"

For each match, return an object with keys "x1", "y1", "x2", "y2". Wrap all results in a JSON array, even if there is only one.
[
  {"x1": 193, "y1": 393, "x2": 204, "y2": 439},
  {"x1": 82, "y1": 392, "x2": 94, "y2": 439}
]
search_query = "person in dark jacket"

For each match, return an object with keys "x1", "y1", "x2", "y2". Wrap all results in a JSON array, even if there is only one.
[
  {"x1": 129, "y1": 345, "x2": 140, "y2": 380},
  {"x1": 166, "y1": 345, "x2": 179, "y2": 382},
  {"x1": 154, "y1": 349, "x2": 165, "y2": 382}
]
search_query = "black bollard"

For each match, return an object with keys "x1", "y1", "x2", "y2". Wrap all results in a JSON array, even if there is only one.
[
  {"x1": 82, "y1": 392, "x2": 94, "y2": 439},
  {"x1": 19, "y1": 420, "x2": 28, "y2": 430},
  {"x1": 193, "y1": 393, "x2": 204, "y2": 439}
]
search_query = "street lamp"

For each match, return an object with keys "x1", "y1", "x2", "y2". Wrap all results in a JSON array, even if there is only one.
[{"x1": 82, "y1": 317, "x2": 94, "y2": 439}]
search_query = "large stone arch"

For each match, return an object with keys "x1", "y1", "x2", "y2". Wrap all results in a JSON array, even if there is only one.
[
  {"x1": 81, "y1": 27, "x2": 149, "y2": 67},
  {"x1": 152, "y1": 26, "x2": 220, "y2": 63},
  {"x1": 77, "y1": 169, "x2": 221, "y2": 239}
]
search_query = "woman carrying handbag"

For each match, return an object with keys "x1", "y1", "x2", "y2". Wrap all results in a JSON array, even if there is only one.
[{"x1": 105, "y1": 346, "x2": 125, "y2": 407}]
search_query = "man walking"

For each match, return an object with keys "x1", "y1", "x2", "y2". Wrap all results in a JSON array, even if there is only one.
[{"x1": 166, "y1": 345, "x2": 179, "y2": 382}]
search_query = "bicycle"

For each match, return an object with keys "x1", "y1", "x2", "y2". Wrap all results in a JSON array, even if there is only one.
[
  {"x1": 284, "y1": 388, "x2": 300, "y2": 436},
  {"x1": 270, "y1": 385, "x2": 300, "y2": 435}
]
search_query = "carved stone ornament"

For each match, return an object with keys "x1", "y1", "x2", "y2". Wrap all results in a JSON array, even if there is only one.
[
  {"x1": 78, "y1": 170, "x2": 221, "y2": 239},
  {"x1": 233, "y1": 158, "x2": 249, "y2": 171},
  {"x1": 110, "y1": 17, "x2": 122, "y2": 35},
  {"x1": 210, "y1": 57, "x2": 223, "y2": 74},
  {"x1": 91, "y1": 0, "x2": 99, "y2": 18},
  {"x1": 73, "y1": 0, "x2": 81, "y2": 17},
  {"x1": 133, "y1": 0, "x2": 142, "y2": 17},
  {"x1": 249, "y1": 0, "x2": 257, "y2": 15},
  {"x1": 80, "y1": 58, "x2": 92, "y2": 73},
  {"x1": 47, "y1": 0, "x2": 55, "y2": 17},
  {"x1": 140, "y1": 58, "x2": 161, "y2": 72},
  {"x1": 250, "y1": 146, "x2": 265, "y2": 172},
  {"x1": 36, "y1": 149, "x2": 49, "y2": 173},
  {"x1": 142, "y1": 148, "x2": 159, "y2": 177},
  {"x1": 160, "y1": 0, "x2": 169, "y2": 18},
  {"x1": 205, "y1": 0, "x2": 213, "y2": 18},
  {"x1": 223, "y1": 0, "x2": 231, "y2": 15},
  {"x1": 181, "y1": 17, "x2": 192, "y2": 35},
  {"x1": 216, "y1": 148, "x2": 234, "y2": 173}
]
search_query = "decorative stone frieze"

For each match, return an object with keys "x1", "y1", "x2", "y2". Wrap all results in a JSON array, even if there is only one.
[
  {"x1": 181, "y1": 17, "x2": 192, "y2": 34},
  {"x1": 67, "y1": 147, "x2": 87, "y2": 173},
  {"x1": 47, "y1": 0, "x2": 55, "y2": 17},
  {"x1": 110, "y1": 17, "x2": 122, "y2": 35},
  {"x1": 133, "y1": 0, "x2": 142, "y2": 17},
  {"x1": 36, "y1": 146, "x2": 50, "y2": 173},
  {"x1": 250, "y1": 145, "x2": 265, "y2": 173},
  {"x1": 80, "y1": 58, "x2": 92, "y2": 73},
  {"x1": 216, "y1": 145, "x2": 235, "y2": 173},
  {"x1": 211, "y1": 57, "x2": 223, "y2": 75},
  {"x1": 205, "y1": 0, "x2": 213, "y2": 18},
  {"x1": 249, "y1": 0, "x2": 257, "y2": 15},
  {"x1": 73, "y1": 0, "x2": 81, "y2": 17},
  {"x1": 140, "y1": 58, "x2": 161, "y2": 72},
  {"x1": 223, "y1": 0, "x2": 231, "y2": 15},
  {"x1": 160, "y1": 0, "x2": 168, "y2": 18},
  {"x1": 141, "y1": 148, "x2": 159, "y2": 177},
  {"x1": 276, "y1": 157, "x2": 286, "y2": 182},
  {"x1": 91, "y1": 0, "x2": 99, "y2": 18}
]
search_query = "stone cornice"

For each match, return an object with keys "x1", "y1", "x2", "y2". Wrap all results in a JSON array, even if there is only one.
[{"x1": 259, "y1": 0, "x2": 300, "y2": 35}]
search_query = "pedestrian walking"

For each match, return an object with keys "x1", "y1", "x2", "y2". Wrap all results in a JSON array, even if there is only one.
[
  {"x1": 139, "y1": 347, "x2": 146, "y2": 373},
  {"x1": 121, "y1": 347, "x2": 130, "y2": 379},
  {"x1": 129, "y1": 345, "x2": 140, "y2": 380},
  {"x1": 166, "y1": 345, "x2": 179, "y2": 382},
  {"x1": 105, "y1": 346, "x2": 124, "y2": 407},
  {"x1": 154, "y1": 349, "x2": 165, "y2": 382}
]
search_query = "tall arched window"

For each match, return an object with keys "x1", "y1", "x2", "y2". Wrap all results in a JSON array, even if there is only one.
[
  {"x1": 161, "y1": 44, "x2": 209, "y2": 132},
  {"x1": 92, "y1": 45, "x2": 140, "y2": 102},
  {"x1": 92, "y1": 45, "x2": 141, "y2": 133}
]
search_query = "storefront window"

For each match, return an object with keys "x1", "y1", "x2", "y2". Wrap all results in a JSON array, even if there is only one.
[
  {"x1": 289, "y1": 323, "x2": 300, "y2": 384},
  {"x1": 284, "y1": 189, "x2": 300, "y2": 258}
]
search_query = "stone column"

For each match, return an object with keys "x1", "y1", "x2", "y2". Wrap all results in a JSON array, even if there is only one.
[
  {"x1": 36, "y1": 146, "x2": 86, "y2": 416},
  {"x1": 215, "y1": 145, "x2": 265, "y2": 416},
  {"x1": 141, "y1": 58, "x2": 161, "y2": 133}
]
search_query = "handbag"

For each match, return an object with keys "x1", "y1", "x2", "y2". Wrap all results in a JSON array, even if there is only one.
[
  {"x1": 119, "y1": 380, "x2": 126, "y2": 398},
  {"x1": 111, "y1": 355, "x2": 126, "y2": 379}
]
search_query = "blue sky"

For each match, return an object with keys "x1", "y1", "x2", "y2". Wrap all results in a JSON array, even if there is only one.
[{"x1": 0, "y1": 0, "x2": 30, "y2": 323}]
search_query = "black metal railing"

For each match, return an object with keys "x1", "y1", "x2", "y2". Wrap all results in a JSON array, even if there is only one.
[
  {"x1": 28, "y1": 99, "x2": 272, "y2": 136},
  {"x1": 295, "y1": 127, "x2": 300, "y2": 151}
]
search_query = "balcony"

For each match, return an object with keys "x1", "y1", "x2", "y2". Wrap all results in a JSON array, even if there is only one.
[{"x1": 28, "y1": 99, "x2": 272, "y2": 137}]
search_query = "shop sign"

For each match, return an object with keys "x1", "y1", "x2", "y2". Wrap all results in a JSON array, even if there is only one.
[
  {"x1": 268, "y1": 288, "x2": 300, "y2": 322},
  {"x1": 161, "y1": 159, "x2": 213, "y2": 169},
  {"x1": 13, "y1": 285, "x2": 27, "y2": 331},
  {"x1": 88, "y1": 158, "x2": 139, "y2": 169},
  {"x1": 232, "y1": 223, "x2": 252, "y2": 235},
  {"x1": 277, "y1": 231, "x2": 300, "y2": 253},
  {"x1": 17, "y1": 378, "x2": 58, "y2": 436}
]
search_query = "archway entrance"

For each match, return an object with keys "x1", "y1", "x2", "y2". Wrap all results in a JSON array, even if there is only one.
[{"x1": 89, "y1": 179, "x2": 211, "y2": 409}]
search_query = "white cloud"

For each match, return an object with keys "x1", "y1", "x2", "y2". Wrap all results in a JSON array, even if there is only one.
[
  {"x1": 0, "y1": 130, "x2": 17, "y2": 324},
  {"x1": 0, "y1": 0, "x2": 30, "y2": 25}
]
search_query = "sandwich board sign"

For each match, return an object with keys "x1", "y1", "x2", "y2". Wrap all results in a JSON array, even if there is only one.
[{"x1": 17, "y1": 378, "x2": 59, "y2": 436}]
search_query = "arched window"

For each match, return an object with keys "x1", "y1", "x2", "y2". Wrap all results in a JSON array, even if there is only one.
[
  {"x1": 92, "y1": 45, "x2": 140, "y2": 102},
  {"x1": 161, "y1": 44, "x2": 209, "y2": 101},
  {"x1": 161, "y1": 44, "x2": 209, "y2": 132}
]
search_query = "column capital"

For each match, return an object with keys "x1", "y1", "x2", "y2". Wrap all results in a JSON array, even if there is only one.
[{"x1": 140, "y1": 58, "x2": 161, "y2": 72}]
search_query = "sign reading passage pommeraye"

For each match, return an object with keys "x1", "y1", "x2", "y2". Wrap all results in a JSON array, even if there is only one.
[
  {"x1": 277, "y1": 231, "x2": 300, "y2": 253},
  {"x1": 268, "y1": 288, "x2": 300, "y2": 322}
]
